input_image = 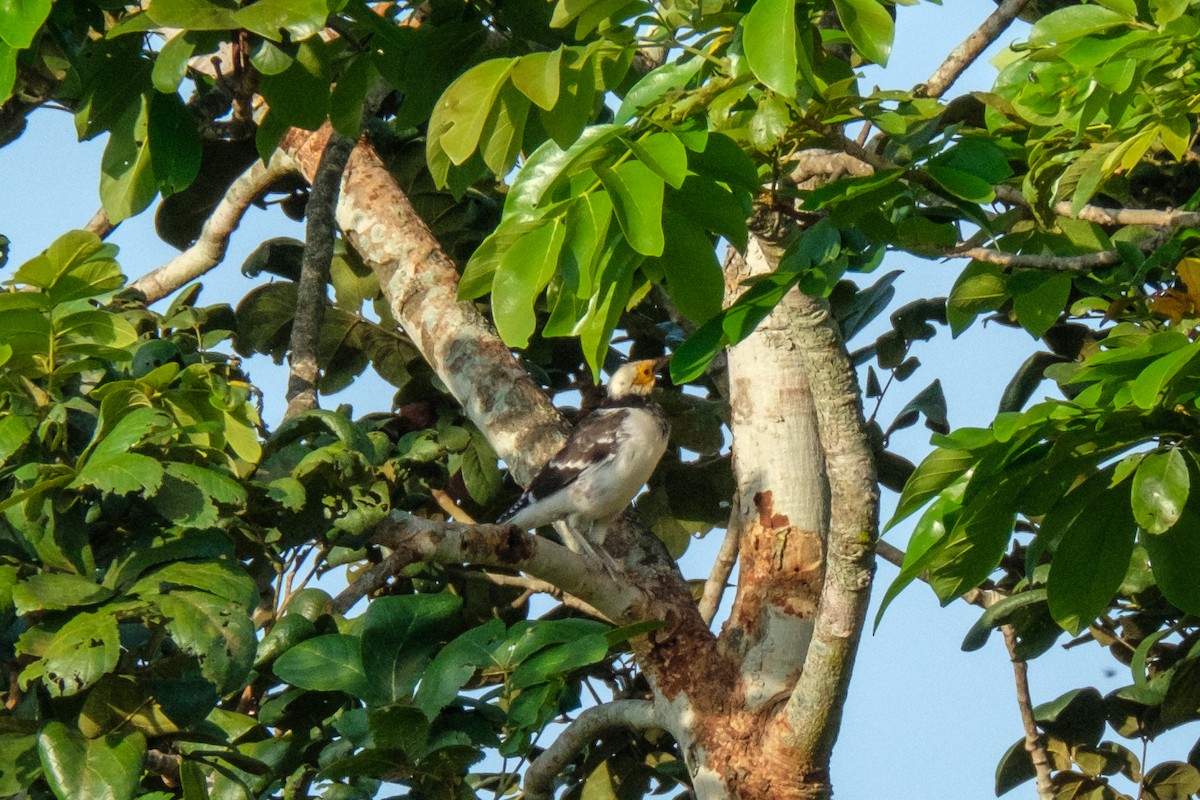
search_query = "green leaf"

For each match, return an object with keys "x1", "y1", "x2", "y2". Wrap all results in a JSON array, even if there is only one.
[
  {"x1": 430, "y1": 59, "x2": 513, "y2": 166},
  {"x1": 12, "y1": 573, "x2": 114, "y2": 614},
  {"x1": 651, "y1": 211, "x2": 722, "y2": 323},
  {"x1": 506, "y1": 124, "x2": 623, "y2": 219},
  {"x1": 832, "y1": 0, "x2": 893, "y2": 65},
  {"x1": 995, "y1": 738, "x2": 1036, "y2": 795},
  {"x1": 235, "y1": 0, "x2": 328, "y2": 41},
  {"x1": 0, "y1": 41, "x2": 15, "y2": 105},
  {"x1": 158, "y1": 590, "x2": 255, "y2": 695},
  {"x1": 39, "y1": 608, "x2": 121, "y2": 697},
  {"x1": 130, "y1": 559, "x2": 257, "y2": 610},
  {"x1": 492, "y1": 218, "x2": 566, "y2": 348},
  {"x1": 875, "y1": 489, "x2": 963, "y2": 626},
  {"x1": 511, "y1": 49, "x2": 562, "y2": 111},
  {"x1": 1047, "y1": 476, "x2": 1135, "y2": 635},
  {"x1": 147, "y1": 0, "x2": 239, "y2": 28},
  {"x1": 614, "y1": 58, "x2": 701, "y2": 125},
  {"x1": 961, "y1": 589, "x2": 1048, "y2": 651},
  {"x1": 361, "y1": 594, "x2": 462, "y2": 704},
  {"x1": 629, "y1": 132, "x2": 688, "y2": 189},
  {"x1": 597, "y1": 160, "x2": 665, "y2": 257},
  {"x1": 1142, "y1": 762, "x2": 1200, "y2": 800},
  {"x1": 886, "y1": 447, "x2": 977, "y2": 530},
  {"x1": 457, "y1": 426, "x2": 501, "y2": 504},
  {"x1": 272, "y1": 634, "x2": 369, "y2": 697},
  {"x1": 479, "y1": 83, "x2": 531, "y2": 177},
  {"x1": 511, "y1": 633, "x2": 609, "y2": 689},
  {"x1": 1034, "y1": 687, "x2": 1106, "y2": 747},
  {"x1": 742, "y1": 0, "x2": 798, "y2": 97},
  {"x1": 151, "y1": 31, "x2": 199, "y2": 93},
  {"x1": 670, "y1": 315, "x2": 726, "y2": 384},
  {"x1": 0, "y1": 0, "x2": 51, "y2": 48},
  {"x1": 100, "y1": 96, "x2": 158, "y2": 224},
  {"x1": 1131, "y1": 340, "x2": 1200, "y2": 409},
  {"x1": 1011, "y1": 271, "x2": 1070, "y2": 339},
  {"x1": 947, "y1": 261, "x2": 1008, "y2": 335},
  {"x1": 37, "y1": 723, "x2": 145, "y2": 800},
  {"x1": 80, "y1": 674, "x2": 181, "y2": 737},
  {"x1": 147, "y1": 92, "x2": 201, "y2": 197},
  {"x1": 1132, "y1": 448, "x2": 1189, "y2": 535},
  {"x1": 415, "y1": 618, "x2": 505, "y2": 719},
  {"x1": 152, "y1": 462, "x2": 247, "y2": 528},
  {"x1": 1143, "y1": 499, "x2": 1200, "y2": 615},
  {"x1": 927, "y1": 486, "x2": 1017, "y2": 602},
  {"x1": 1028, "y1": 4, "x2": 1131, "y2": 45}
]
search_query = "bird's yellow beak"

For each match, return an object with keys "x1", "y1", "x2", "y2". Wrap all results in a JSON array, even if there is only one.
[{"x1": 632, "y1": 359, "x2": 657, "y2": 388}]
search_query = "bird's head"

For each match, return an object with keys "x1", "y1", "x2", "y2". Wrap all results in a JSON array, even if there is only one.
[{"x1": 606, "y1": 359, "x2": 659, "y2": 399}]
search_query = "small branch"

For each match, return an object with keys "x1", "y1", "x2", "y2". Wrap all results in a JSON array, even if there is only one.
[
  {"x1": 993, "y1": 185, "x2": 1200, "y2": 230},
  {"x1": 146, "y1": 749, "x2": 182, "y2": 783},
  {"x1": 522, "y1": 700, "x2": 661, "y2": 800},
  {"x1": 1003, "y1": 626, "x2": 1056, "y2": 800},
  {"x1": 283, "y1": 130, "x2": 357, "y2": 422},
  {"x1": 130, "y1": 153, "x2": 298, "y2": 303},
  {"x1": 919, "y1": 0, "x2": 1032, "y2": 99},
  {"x1": 336, "y1": 513, "x2": 648, "y2": 622},
  {"x1": 697, "y1": 525, "x2": 739, "y2": 626},
  {"x1": 84, "y1": 208, "x2": 115, "y2": 239},
  {"x1": 432, "y1": 488, "x2": 477, "y2": 524},
  {"x1": 477, "y1": 571, "x2": 609, "y2": 620},
  {"x1": 949, "y1": 245, "x2": 1126, "y2": 271}
]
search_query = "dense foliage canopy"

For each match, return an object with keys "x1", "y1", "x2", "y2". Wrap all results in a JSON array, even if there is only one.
[{"x1": 5, "y1": 0, "x2": 1200, "y2": 796}]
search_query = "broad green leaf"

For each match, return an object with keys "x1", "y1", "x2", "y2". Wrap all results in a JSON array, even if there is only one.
[
  {"x1": 1047, "y1": 476, "x2": 1135, "y2": 634},
  {"x1": 927, "y1": 484, "x2": 1017, "y2": 602},
  {"x1": 80, "y1": 674, "x2": 181, "y2": 737},
  {"x1": 492, "y1": 218, "x2": 566, "y2": 347},
  {"x1": 961, "y1": 589, "x2": 1048, "y2": 651},
  {"x1": 148, "y1": 92, "x2": 201, "y2": 197},
  {"x1": 152, "y1": 462, "x2": 247, "y2": 527},
  {"x1": 629, "y1": 132, "x2": 687, "y2": 189},
  {"x1": 1143, "y1": 499, "x2": 1200, "y2": 615},
  {"x1": 415, "y1": 618, "x2": 506, "y2": 719},
  {"x1": 456, "y1": 426, "x2": 501, "y2": 504},
  {"x1": 511, "y1": 633, "x2": 609, "y2": 689},
  {"x1": 1011, "y1": 271, "x2": 1070, "y2": 339},
  {"x1": 832, "y1": 0, "x2": 894, "y2": 65},
  {"x1": 72, "y1": 440, "x2": 166, "y2": 497},
  {"x1": 12, "y1": 573, "x2": 114, "y2": 614},
  {"x1": 40, "y1": 608, "x2": 121, "y2": 696},
  {"x1": 479, "y1": 83, "x2": 531, "y2": 177},
  {"x1": 947, "y1": 261, "x2": 1008, "y2": 335},
  {"x1": 886, "y1": 447, "x2": 977, "y2": 530},
  {"x1": 361, "y1": 594, "x2": 463, "y2": 704},
  {"x1": 37, "y1": 723, "x2": 145, "y2": 800},
  {"x1": 670, "y1": 315, "x2": 726, "y2": 384},
  {"x1": 100, "y1": 96, "x2": 158, "y2": 224},
  {"x1": 151, "y1": 32, "x2": 199, "y2": 93},
  {"x1": 1132, "y1": 448, "x2": 1189, "y2": 535},
  {"x1": 742, "y1": 0, "x2": 798, "y2": 97},
  {"x1": 130, "y1": 559, "x2": 257, "y2": 609},
  {"x1": 511, "y1": 49, "x2": 562, "y2": 110},
  {"x1": 1028, "y1": 4, "x2": 1131, "y2": 44},
  {"x1": 541, "y1": 49, "x2": 597, "y2": 148},
  {"x1": 875, "y1": 489, "x2": 963, "y2": 626},
  {"x1": 651, "y1": 211, "x2": 722, "y2": 323},
  {"x1": 1131, "y1": 341, "x2": 1200, "y2": 409},
  {"x1": 1034, "y1": 687, "x2": 1106, "y2": 747},
  {"x1": 1141, "y1": 762, "x2": 1200, "y2": 800},
  {"x1": 159, "y1": 590, "x2": 255, "y2": 694},
  {"x1": 505, "y1": 124, "x2": 623, "y2": 219},
  {"x1": 668, "y1": 176, "x2": 750, "y2": 251},
  {"x1": 597, "y1": 160, "x2": 665, "y2": 256},
  {"x1": 430, "y1": 59, "x2": 513, "y2": 166},
  {"x1": 235, "y1": 0, "x2": 328, "y2": 41},
  {"x1": 995, "y1": 738, "x2": 1037, "y2": 795},
  {"x1": 147, "y1": 0, "x2": 239, "y2": 27},
  {"x1": 0, "y1": 0, "x2": 52, "y2": 49},
  {"x1": 614, "y1": 58, "x2": 701, "y2": 124},
  {"x1": 256, "y1": 38, "x2": 331, "y2": 134},
  {"x1": 272, "y1": 634, "x2": 369, "y2": 697}
]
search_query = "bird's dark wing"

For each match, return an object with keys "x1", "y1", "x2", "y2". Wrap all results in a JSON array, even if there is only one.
[{"x1": 523, "y1": 408, "x2": 628, "y2": 501}]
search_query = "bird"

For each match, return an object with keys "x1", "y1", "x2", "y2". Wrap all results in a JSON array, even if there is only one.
[{"x1": 498, "y1": 359, "x2": 670, "y2": 566}]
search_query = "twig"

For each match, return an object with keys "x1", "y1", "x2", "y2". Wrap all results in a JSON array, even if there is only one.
[
  {"x1": 283, "y1": 130, "x2": 357, "y2": 421},
  {"x1": 948, "y1": 245, "x2": 1126, "y2": 271},
  {"x1": 332, "y1": 546, "x2": 413, "y2": 614},
  {"x1": 479, "y1": 570, "x2": 610, "y2": 620},
  {"x1": 145, "y1": 749, "x2": 182, "y2": 783},
  {"x1": 697, "y1": 525, "x2": 739, "y2": 626},
  {"x1": 919, "y1": 0, "x2": 1033, "y2": 99},
  {"x1": 1003, "y1": 626, "x2": 1056, "y2": 800},
  {"x1": 993, "y1": 185, "x2": 1200, "y2": 230},
  {"x1": 432, "y1": 488, "x2": 476, "y2": 524},
  {"x1": 84, "y1": 208, "x2": 115, "y2": 239},
  {"x1": 522, "y1": 700, "x2": 661, "y2": 800},
  {"x1": 131, "y1": 153, "x2": 298, "y2": 303}
]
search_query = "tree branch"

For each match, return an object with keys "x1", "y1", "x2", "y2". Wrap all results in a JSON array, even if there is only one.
[
  {"x1": 84, "y1": 208, "x2": 115, "y2": 240},
  {"x1": 782, "y1": 290, "x2": 878, "y2": 768},
  {"x1": 358, "y1": 513, "x2": 649, "y2": 622},
  {"x1": 283, "y1": 130, "x2": 356, "y2": 421},
  {"x1": 918, "y1": 0, "x2": 1032, "y2": 99},
  {"x1": 698, "y1": 525, "x2": 739, "y2": 626},
  {"x1": 1003, "y1": 626, "x2": 1056, "y2": 800},
  {"x1": 131, "y1": 153, "x2": 298, "y2": 303},
  {"x1": 946, "y1": 245, "x2": 1126, "y2": 271},
  {"x1": 993, "y1": 185, "x2": 1200, "y2": 229},
  {"x1": 522, "y1": 700, "x2": 662, "y2": 800}
]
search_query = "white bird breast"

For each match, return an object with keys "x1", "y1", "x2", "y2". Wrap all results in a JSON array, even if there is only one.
[{"x1": 567, "y1": 407, "x2": 668, "y2": 520}]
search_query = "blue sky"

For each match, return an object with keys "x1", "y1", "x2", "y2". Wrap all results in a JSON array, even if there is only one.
[{"x1": 1, "y1": 1, "x2": 1183, "y2": 796}]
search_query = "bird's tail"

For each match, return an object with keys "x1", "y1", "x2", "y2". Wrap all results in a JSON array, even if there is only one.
[{"x1": 496, "y1": 493, "x2": 530, "y2": 525}]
